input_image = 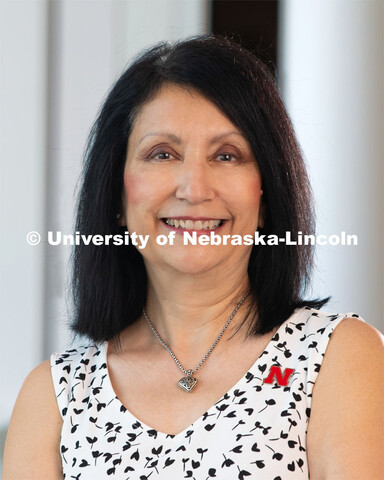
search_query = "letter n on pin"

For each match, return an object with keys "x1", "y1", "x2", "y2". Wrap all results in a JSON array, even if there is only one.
[{"x1": 264, "y1": 366, "x2": 295, "y2": 386}]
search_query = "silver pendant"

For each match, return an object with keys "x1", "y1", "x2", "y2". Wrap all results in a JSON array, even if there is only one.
[{"x1": 179, "y1": 370, "x2": 198, "y2": 392}]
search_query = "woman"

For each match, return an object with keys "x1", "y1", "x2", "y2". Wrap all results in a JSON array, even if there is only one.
[{"x1": 3, "y1": 35, "x2": 383, "y2": 480}]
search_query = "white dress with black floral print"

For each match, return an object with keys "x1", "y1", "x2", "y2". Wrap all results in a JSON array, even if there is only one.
[{"x1": 51, "y1": 307, "x2": 363, "y2": 479}]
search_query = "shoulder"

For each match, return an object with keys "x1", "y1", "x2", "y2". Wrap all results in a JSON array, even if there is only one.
[
  {"x1": 21, "y1": 359, "x2": 57, "y2": 401},
  {"x1": 292, "y1": 307, "x2": 381, "y2": 350},
  {"x1": 307, "y1": 315, "x2": 384, "y2": 479},
  {"x1": 330, "y1": 313, "x2": 383, "y2": 340},
  {"x1": 12, "y1": 359, "x2": 59, "y2": 412},
  {"x1": 286, "y1": 306, "x2": 363, "y2": 333},
  {"x1": 283, "y1": 307, "x2": 369, "y2": 353},
  {"x1": 2, "y1": 360, "x2": 63, "y2": 478},
  {"x1": 309, "y1": 312, "x2": 384, "y2": 401},
  {"x1": 319, "y1": 315, "x2": 384, "y2": 376},
  {"x1": 51, "y1": 343, "x2": 104, "y2": 380},
  {"x1": 51, "y1": 343, "x2": 103, "y2": 364},
  {"x1": 326, "y1": 315, "x2": 384, "y2": 357},
  {"x1": 51, "y1": 343, "x2": 106, "y2": 415}
]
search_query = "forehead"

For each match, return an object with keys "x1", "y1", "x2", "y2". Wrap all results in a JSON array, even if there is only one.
[{"x1": 129, "y1": 83, "x2": 243, "y2": 142}]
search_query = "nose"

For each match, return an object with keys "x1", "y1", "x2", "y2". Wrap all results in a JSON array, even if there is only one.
[{"x1": 175, "y1": 158, "x2": 216, "y2": 204}]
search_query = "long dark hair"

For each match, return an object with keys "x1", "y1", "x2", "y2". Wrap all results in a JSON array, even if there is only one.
[{"x1": 71, "y1": 35, "x2": 328, "y2": 344}]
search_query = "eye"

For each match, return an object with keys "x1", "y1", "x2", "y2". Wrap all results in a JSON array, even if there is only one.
[
  {"x1": 147, "y1": 150, "x2": 175, "y2": 161},
  {"x1": 154, "y1": 152, "x2": 171, "y2": 160},
  {"x1": 217, "y1": 152, "x2": 242, "y2": 162},
  {"x1": 218, "y1": 153, "x2": 234, "y2": 162}
]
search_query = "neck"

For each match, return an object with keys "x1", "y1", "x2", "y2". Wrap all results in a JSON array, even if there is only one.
[{"x1": 141, "y1": 261, "x2": 253, "y2": 363}]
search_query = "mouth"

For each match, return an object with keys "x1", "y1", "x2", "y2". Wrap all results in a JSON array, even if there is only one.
[{"x1": 161, "y1": 218, "x2": 226, "y2": 231}]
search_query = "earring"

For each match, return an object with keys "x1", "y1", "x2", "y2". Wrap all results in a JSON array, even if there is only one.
[{"x1": 116, "y1": 213, "x2": 121, "y2": 219}]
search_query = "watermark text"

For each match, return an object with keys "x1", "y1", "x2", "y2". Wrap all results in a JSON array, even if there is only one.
[{"x1": 26, "y1": 230, "x2": 359, "y2": 247}]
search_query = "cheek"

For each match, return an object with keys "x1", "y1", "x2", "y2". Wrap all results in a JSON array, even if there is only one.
[
  {"x1": 123, "y1": 171, "x2": 148, "y2": 207},
  {"x1": 232, "y1": 176, "x2": 263, "y2": 208},
  {"x1": 123, "y1": 168, "x2": 171, "y2": 209}
]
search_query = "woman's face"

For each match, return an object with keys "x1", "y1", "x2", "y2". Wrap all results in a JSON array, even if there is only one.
[{"x1": 121, "y1": 83, "x2": 264, "y2": 275}]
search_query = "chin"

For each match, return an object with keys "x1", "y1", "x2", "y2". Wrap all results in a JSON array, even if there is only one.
[
  {"x1": 171, "y1": 262, "x2": 218, "y2": 275},
  {"x1": 149, "y1": 247, "x2": 228, "y2": 275}
]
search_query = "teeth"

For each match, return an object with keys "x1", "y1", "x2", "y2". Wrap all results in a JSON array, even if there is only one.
[{"x1": 164, "y1": 218, "x2": 222, "y2": 230}]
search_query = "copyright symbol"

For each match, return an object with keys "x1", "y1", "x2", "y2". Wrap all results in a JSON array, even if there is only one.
[{"x1": 26, "y1": 231, "x2": 41, "y2": 246}]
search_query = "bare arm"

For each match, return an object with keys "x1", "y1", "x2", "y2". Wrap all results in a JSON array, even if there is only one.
[
  {"x1": 2, "y1": 360, "x2": 63, "y2": 479},
  {"x1": 307, "y1": 318, "x2": 384, "y2": 480}
]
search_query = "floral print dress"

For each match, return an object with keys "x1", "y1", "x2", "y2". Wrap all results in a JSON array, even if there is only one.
[{"x1": 51, "y1": 307, "x2": 363, "y2": 479}]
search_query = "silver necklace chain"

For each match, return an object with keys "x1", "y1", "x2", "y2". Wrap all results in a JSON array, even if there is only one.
[{"x1": 142, "y1": 294, "x2": 248, "y2": 376}]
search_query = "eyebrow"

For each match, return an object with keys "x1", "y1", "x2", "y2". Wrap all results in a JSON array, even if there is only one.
[{"x1": 137, "y1": 130, "x2": 247, "y2": 146}]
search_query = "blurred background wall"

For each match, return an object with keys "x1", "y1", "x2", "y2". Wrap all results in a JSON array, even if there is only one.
[{"x1": 1, "y1": 0, "x2": 383, "y2": 469}]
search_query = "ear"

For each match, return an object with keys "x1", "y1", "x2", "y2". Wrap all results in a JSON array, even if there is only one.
[{"x1": 116, "y1": 213, "x2": 126, "y2": 227}]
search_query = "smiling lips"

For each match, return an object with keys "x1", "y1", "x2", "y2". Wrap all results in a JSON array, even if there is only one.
[{"x1": 163, "y1": 218, "x2": 225, "y2": 231}]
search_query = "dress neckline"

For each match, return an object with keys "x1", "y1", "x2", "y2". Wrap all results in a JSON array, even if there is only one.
[{"x1": 100, "y1": 308, "x2": 302, "y2": 440}]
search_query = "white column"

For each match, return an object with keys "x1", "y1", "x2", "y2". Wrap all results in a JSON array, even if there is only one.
[
  {"x1": 279, "y1": 0, "x2": 384, "y2": 331},
  {"x1": 43, "y1": 0, "x2": 118, "y2": 358},
  {"x1": 0, "y1": 0, "x2": 49, "y2": 426}
]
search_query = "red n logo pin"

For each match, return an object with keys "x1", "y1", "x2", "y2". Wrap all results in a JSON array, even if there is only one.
[{"x1": 264, "y1": 366, "x2": 295, "y2": 386}]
